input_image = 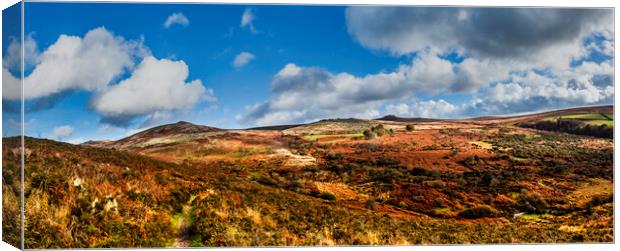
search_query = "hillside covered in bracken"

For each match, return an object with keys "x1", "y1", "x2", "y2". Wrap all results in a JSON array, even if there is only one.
[{"x1": 2, "y1": 106, "x2": 614, "y2": 248}]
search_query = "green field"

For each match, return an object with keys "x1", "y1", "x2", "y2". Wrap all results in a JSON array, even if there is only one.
[
  {"x1": 303, "y1": 133, "x2": 363, "y2": 142},
  {"x1": 543, "y1": 113, "x2": 613, "y2": 126}
]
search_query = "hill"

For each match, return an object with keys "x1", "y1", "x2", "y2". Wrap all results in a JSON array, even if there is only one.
[
  {"x1": 6, "y1": 105, "x2": 613, "y2": 248},
  {"x1": 376, "y1": 115, "x2": 442, "y2": 123},
  {"x1": 469, "y1": 105, "x2": 613, "y2": 123},
  {"x1": 90, "y1": 121, "x2": 223, "y2": 150}
]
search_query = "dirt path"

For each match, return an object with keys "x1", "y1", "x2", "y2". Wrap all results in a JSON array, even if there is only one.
[{"x1": 173, "y1": 204, "x2": 192, "y2": 247}]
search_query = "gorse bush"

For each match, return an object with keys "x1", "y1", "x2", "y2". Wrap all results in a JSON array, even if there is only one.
[
  {"x1": 363, "y1": 129, "x2": 376, "y2": 140},
  {"x1": 319, "y1": 192, "x2": 337, "y2": 201},
  {"x1": 517, "y1": 192, "x2": 548, "y2": 213},
  {"x1": 363, "y1": 124, "x2": 392, "y2": 140},
  {"x1": 458, "y1": 205, "x2": 498, "y2": 219}
]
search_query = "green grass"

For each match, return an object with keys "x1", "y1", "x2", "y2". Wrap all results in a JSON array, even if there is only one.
[
  {"x1": 520, "y1": 214, "x2": 552, "y2": 223},
  {"x1": 542, "y1": 113, "x2": 613, "y2": 126},
  {"x1": 510, "y1": 156, "x2": 529, "y2": 164},
  {"x1": 470, "y1": 141, "x2": 493, "y2": 150},
  {"x1": 171, "y1": 213, "x2": 184, "y2": 230},
  {"x1": 303, "y1": 133, "x2": 363, "y2": 141},
  {"x1": 227, "y1": 147, "x2": 273, "y2": 158},
  {"x1": 584, "y1": 120, "x2": 614, "y2": 126}
]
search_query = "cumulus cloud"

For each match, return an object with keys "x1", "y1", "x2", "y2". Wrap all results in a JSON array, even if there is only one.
[
  {"x1": 164, "y1": 12, "x2": 190, "y2": 28},
  {"x1": 240, "y1": 8, "x2": 258, "y2": 33},
  {"x1": 2, "y1": 27, "x2": 147, "y2": 100},
  {"x1": 239, "y1": 38, "x2": 613, "y2": 126},
  {"x1": 387, "y1": 58, "x2": 614, "y2": 119},
  {"x1": 3, "y1": 33, "x2": 40, "y2": 72},
  {"x1": 2, "y1": 27, "x2": 215, "y2": 127},
  {"x1": 2, "y1": 67, "x2": 21, "y2": 100},
  {"x1": 477, "y1": 61, "x2": 614, "y2": 115},
  {"x1": 237, "y1": 61, "x2": 410, "y2": 126},
  {"x1": 386, "y1": 99, "x2": 463, "y2": 119},
  {"x1": 237, "y1": 50, "x2": 516, "y2": 126},
  {"x1": 277, "y1": 6, "x2": 614, "y2": 121},
  {"x1": 91, "y1": 56, "x2": 214, "y2": 126},
  {"x1": 50, "y1": 125, "x2": 74, "y2": 140},
  {"x1": 232, "y1": 52, "x2": 255, "y2": 68},
  {"x1": 346, "y1": 7, "x2": 611, "y2": 60}
]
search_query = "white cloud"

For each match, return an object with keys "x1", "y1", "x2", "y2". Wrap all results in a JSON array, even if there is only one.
[
  {"x1": 239, "y1": 37, "x2": 614, "y2": 126},
  {"x1": 2, "y1": 27, "x2": 147, "y2": 100},
  {"x1": 66, "y1": 138, "x2": 86, "y2": 145},
  {"x1": 385, "y1": 57, "x2": 614, "y2": 118},
  {"x1": 50, "y1": 125, "x2": 74, "y2": 140},
  {"x1": 2, "y1": 33, "x2": 40, "y2": 72},
  {"x1": 240, "y1": 8, "x2": 258, "y2": 34},
  {"x1": 2, "y1": 67, "x2": 21, "y2": 100},
  {"x1": 386, "y1": 99, "x2": 462, "y2": 119},
  {"x1": 237, "y1": 61, "x2": 411, "y2": 126},
  {"x1": 480, "y1": 60, "x2": 614, "y2": 114},
  {"x1": 237, "y1": 49, "x2": 520, "y2": 126},
  {"x1": 232, "y1": 52, "x2": 255, "y2": 68},
  {"x1": 345, "y1": 8, "x2": 611, "y2": 60},
  {"x1": 2, "y1": 27, "x2": 215, "y2": 128},
  {"x1": 164, "y1": 12, "x2": 190, "y2": 28},
  {"x1": 91, "y1": 56, "x2": 215, "y2": 126}
]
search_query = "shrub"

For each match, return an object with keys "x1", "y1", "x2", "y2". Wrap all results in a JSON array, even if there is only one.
[
  {"x1": 410, "y1": 167, "x2": 429, "y2": 176},
  {"x1": 376, "y1": 130, "x2": 385, "y2": 137},
  {"x1": 369, "y1": 125, "x2": 388, "y2": 137},
  {"x1": 154, "y1": 173, "x2": 168, "y2": 185},
  {"x1": 544, "y1": 165, "x2": 567, "y2": 175},
  {"x1": 375, "y1": 156, "x2": 400, "y2": 166},
  {"x1": 363, "y1": 129, "x2": 376, "y2": 140},
  {"x1": 325, "y1": 153, "x2": 343, "y2": 161},
  {"x1": 460, "y1": 155, "x2": 481, "y2": 168},
  {"x1": 255, "y1": 175, "x2": 278, "y2": 186},
  {"x1": 422, "y1": 145, "x2": 440, "y2": 150},
  {"x1": 365, "y1": 199, "x2": 377, "y2": 210},
  {"x1": 480, "y1": 172, "x2": 495, "y2": 186},
  {"x1": 328, "y1": 164, "x2": 346, "y2": 175},
  {"x1": 285, "y1": 180, "x2": 303, "y2": 191},
  {"x1": 406, "y1": 124, "x2": 415, "y2": 132},
  {"x1": 372, "y1": 124, "x2": 384, "y2": 132},
  {"x1": 517, "y1": 192, "x2": 548, "y2": 213},
  {"x1": 431, "y1": 208, "x2": 458, "y2": 218},
  {"x1": 458, "y1": 205, "x2": 498, "y2": 219},
  {"x1": 585, "y1": 194, "x2": 613, "y2": 213},
  {"x1": 318, "y1": 192, "x2": 337, "y2": 201},
  {"x1": 369, "y1": 169, "x2": 403, "y2": 183}
]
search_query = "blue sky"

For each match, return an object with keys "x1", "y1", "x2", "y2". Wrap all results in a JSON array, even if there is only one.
[{"x1": 2, "y1": 3, "x2": 614, "y2": 143}]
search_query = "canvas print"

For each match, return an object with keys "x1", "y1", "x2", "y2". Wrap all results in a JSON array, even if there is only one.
[{"x1": 1, "y1": 2, "x2": 615, "y2": 249}]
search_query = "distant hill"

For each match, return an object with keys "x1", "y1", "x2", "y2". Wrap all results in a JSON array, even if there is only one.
[
  {"x1": 317, "y1": 118, "x2": 366, "y2": 123},
  {"x1": 247, "y1": 124, "x2": 303, "y2": 131},
  {"x1": 129, "y1": 121, "x2": 222, "y2": 136},
  {"x1": 375, "y1": 106, "x2": 613, "y2": 123},
  {"x1": 469, "y1": 105, "x2": 613, "y2": 123},
  {"x1": 376, "y1": 115, "x2": 442, "y2": 123},
  {"x1": 86, "y1": 121, "x2": 223, "y2": 149},
  {"x1": 81, "y1": 105, "x2": 613, "y2": 148},
  {"x1": 81, "y1": 139, "x2": 115, "y2": 148}
]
